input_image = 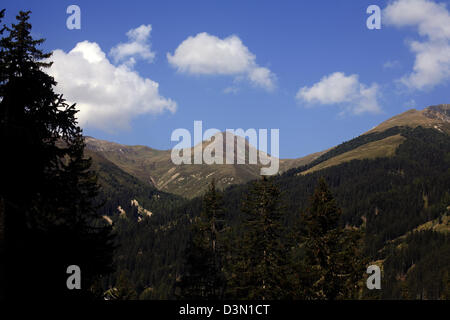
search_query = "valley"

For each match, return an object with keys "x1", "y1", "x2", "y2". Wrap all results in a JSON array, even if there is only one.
[{"x1": 92, "y1": 104, "x2": 450, "y2": 300}]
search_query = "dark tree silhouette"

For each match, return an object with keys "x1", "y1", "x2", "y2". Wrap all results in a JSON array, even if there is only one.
[
  {"x1": 227, "y1": 176, "x2": 289, "y2": 299},
  {"x1": 176, "y1": 180, "x2": 227, "y2": 299},
  {"x1": 0, "y1": 10, "x2": 114, "y2": 300},
  {"x1": 297, "y1": 177, "x2": 365, "y2": 299}
]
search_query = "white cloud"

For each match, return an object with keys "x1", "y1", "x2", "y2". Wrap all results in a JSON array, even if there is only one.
[
  {"x1": 109, "y1": 24, "x2": 155, "y2": 66},
  {"x1": 248, "y1": 67, "x2": 276, "y2": 91},
  {"x1": 167, "y1": 32, "x2": 276, "y2": 91},
  {"x1": 47, "y1": 41, "x2": 176, "y2": 132},
  {"x1": 167, "y1": 33, "x2": 252, "y2": 74},
  {"x1": 383, "y1": 0, "x2": 450, "y2": 90},
  {"x1": 296, "y1": 72, "x2": 381, "y2": 115}
]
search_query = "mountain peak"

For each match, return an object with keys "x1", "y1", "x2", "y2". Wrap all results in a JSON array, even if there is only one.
[
  {"x1": 84, "y1": 136, "x2": 125, "y2": 152},
  {"x1": 366, "y1": 104, "x2": 450, "y2": 135},
  {"x1": 85, "y1": 104, "x2": 449, "y2": 198}
]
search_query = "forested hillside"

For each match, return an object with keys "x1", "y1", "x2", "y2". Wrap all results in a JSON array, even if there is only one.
[{"x1": 100, "y1": 126, "x2": 449, "y2": 299}]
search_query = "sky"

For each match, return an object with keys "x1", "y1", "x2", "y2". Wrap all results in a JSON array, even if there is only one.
[{"x1": 2, "y1": 0, "x2": 450, "y2": 158}]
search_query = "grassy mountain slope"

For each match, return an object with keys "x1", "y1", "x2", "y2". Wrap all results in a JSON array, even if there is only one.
[
  {"x1": 366, "y1": 104, "x2": 450, "y2": 134},
  {"x1": 85, "y1": 104, "x2": 449, "y2": 202},
  {"x1": 302, "y1": 134, "x2": 406, "y2": 175},
  {"x1": 85, "y1": 133, "x2": 323, "y2": 199},
  {"x1": 294, "y1": 104, "x2": 450, "y2": 175}
]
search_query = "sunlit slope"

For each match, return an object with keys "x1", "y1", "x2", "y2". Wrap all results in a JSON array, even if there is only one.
[
  {"x1": 298, "y1": 104, "x2": 449, "y2": 175},
  {"x1": 302, "y1": 134, "x2": 406, "y2": 175},
  {"x1": 85, "y1": 133, "x2": 318, "y2": 198},
  {"x1": 366, "y1": 104, "x2": 450, "y2": 135}
]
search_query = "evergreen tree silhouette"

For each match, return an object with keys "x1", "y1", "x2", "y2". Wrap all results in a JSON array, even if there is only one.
[
  {"x1": 227, "y1": 176, "x2": 289, "y2": 299},
  {"x1": 0, "y1": 10, "x2": 115, "y2": 300},
  {"x1": 297, "y1": 177, "x2": 365, "y2": 300},
  {"x1": 176, "y1": 180, "x2": 227, "y2": 299}
]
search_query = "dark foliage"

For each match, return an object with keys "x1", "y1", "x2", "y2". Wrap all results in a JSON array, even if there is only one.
[
  {"x1": 295, "y1": 178, "x2": 366, "y2": 299},
  {"x1": 226, "y1": 177, "x2": 289, "y2": 300},
  {"x1": 0, "y1": 10, "x2": 114, "y2": 300},
  {"x1": 176, "y1": 180, "x2": 227, "y2": 299}
]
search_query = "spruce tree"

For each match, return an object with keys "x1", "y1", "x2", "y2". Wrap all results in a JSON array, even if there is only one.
[
  {"x1": 0, "y1": 10, "x2": 114, "y2": 299},
  {"x1": 227, "y1": 176, "x2": 288, "y2": 299},
  {"x1": 177, "y1": 180, "x2": 226, "y2": 299},
  {"x1": 297, "y1": 177, "x2": 365, "y2": 300}
]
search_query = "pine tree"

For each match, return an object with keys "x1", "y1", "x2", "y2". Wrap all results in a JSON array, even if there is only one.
[
  {"x1": 227, "y1": 176, "x2": 288, "y2": 299},
  {"x1": 0, "y1": 10, "x2": 114, "y2": 299},
  {"x1": 297, "y1": 177, "x2": 366, "y2": 300},
  {"x1": 177, "y1": 180, "x2": 227, "y2": 299}
]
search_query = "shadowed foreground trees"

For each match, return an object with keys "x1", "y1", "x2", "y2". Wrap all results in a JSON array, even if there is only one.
[
  {"x1": 176, "y1": 177, "x2": 366, "y2": 300},
  {"x1": 0, "y1": 10, "x2": 114, "y2": 299},
  {"x1": 176, "y1": 180, "x2": 227, "y2": 299},
  {"x1": 226, "y1": 177, "x2": 289, "y2": 299},
  {"x1": 295, "y1": 177, "x2": 366, "y2": 299}
]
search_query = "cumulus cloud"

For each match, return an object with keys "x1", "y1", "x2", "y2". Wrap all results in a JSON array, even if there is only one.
[
  {"x1": 109, "y1": 24, "x2": 155, "y2": 67},
  {"x1": 383, "y1": 0, "x2": 450, "y2": 90},
  {"x1": 296, "y1": 72, "x2": 381, "y2": 115},
  {"x1": 167, "y1": 32, "x2": 276, "y2": 91},
  {"x1": 47, "y1": 40, "x2": 176, "y2": 132}
]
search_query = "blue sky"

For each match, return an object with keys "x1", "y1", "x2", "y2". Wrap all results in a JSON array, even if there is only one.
[{"x1": 3, "y1": 0, "x2": 450, "y2": 158}]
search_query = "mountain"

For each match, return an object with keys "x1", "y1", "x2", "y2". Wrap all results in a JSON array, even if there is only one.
[
  {"x1": 366, "y1": 104, "x2": 450, "y2": 134},
  {"x1": 85, "y1": 103, "x2": 450, "y2": 216},
  {"x1": 300, "y1": 104, "x2": 450, "y2": 175},
  {"x1": 85, "y1": 104, "x2": 449, "y2": 199},
  {"x1": 93, "y1": 103, "x2": 450, "y2": 299},
  {"x1": 85, "y1": 132, "x2": 324, "y2": 199},
  {"x1": 86, "y1": 148, "x2": 183, "y2": 219}
]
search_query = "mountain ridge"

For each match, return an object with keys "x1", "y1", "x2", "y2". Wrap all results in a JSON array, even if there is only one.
[
  {"x1": 85, "y1": 131, "x2": 325, "y2": 198},
  {"x1": 365, "y1": 104, "x2": 450, "y2": 135},
  {"x1": 85, "y1": 104, "x2": 449, "y2": 198}
]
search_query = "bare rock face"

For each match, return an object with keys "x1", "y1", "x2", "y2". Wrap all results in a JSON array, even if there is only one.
[{"x1": 423, "y1": 104, "x2": 450, "y2": 122}]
